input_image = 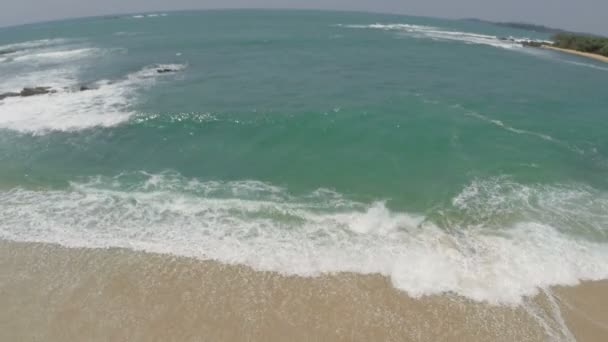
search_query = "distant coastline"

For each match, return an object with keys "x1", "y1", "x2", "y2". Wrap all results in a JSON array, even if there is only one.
[
  {"x1": 464, "y1": 18, "x2": 564, "y2": 34},
  {"x1": 466, "y1": 18, "x2": 608, "y2": 64}
]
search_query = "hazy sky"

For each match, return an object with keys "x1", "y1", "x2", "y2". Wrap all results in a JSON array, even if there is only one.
[{"x1": 1, "y1": 0, "x2": 607, "y2": 35}]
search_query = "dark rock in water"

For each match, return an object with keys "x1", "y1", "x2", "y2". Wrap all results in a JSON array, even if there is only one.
[
  {"x1": 0, "y1": 87, "x2": 55, "y2": 101},
  {"x1": 0, "y1": 49, "x2": 17, "y2": 56},
  {"x1": 80, "y1": 85, "x2": 93, "y2": 91},
  {"x1": 156, "y1": 68, "x2": 176, "y2": 74},
  {"x1": 155, "y1": 65, "x2": 184, "y2": 74},
  {"x1": 521, "y1": 40, "x2": 544, "y2": 48},
  {"x1": 20, "y1": 87, "x2": 54, "y2": 97},
  {"x1": 0, "y1": 92, "x2": 19, "y2": 100}
]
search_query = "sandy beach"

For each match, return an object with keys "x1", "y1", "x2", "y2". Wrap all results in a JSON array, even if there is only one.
[
  {"x1": 1, "y1": 240, "x2": 607, "y2": 341},
  {"x1": 542, "y1": 45, "x2": 608, "y2": 63}
]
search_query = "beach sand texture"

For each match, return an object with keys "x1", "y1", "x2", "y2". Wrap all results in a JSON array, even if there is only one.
[
  {"x1": 1, "y1": 241, "x2": 607, "y2": 342},
  {"x1": 542, "y1": 45, "x2": 608, "y2": 63}
]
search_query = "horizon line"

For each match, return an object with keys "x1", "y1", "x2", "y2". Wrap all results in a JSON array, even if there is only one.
[{"x1": 0, "y1": 7, "x2": 600, "y2": 37}]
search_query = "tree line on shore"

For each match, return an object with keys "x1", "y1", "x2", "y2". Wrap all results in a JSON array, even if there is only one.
[
  {"x1": 466, "y1": 18, "x2": 608, "y2": 57},
  {"x1": 551, "y1": 33, "x2": 608, "y2": 57}
]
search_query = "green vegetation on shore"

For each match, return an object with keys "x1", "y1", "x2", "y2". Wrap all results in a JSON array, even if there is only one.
[
  {"x1": 551, "y1": 33, "x2": 608, "y2": 57},
  {"x1": 465, "y1": 18, "x2": 608, "y2": 57},
  {"x1": 464, "y1": 18, "x2": 563, "y2": 34}
]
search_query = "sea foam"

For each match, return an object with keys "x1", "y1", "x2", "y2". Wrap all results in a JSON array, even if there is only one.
[
  {"x1": 0, "y1": 64, "x2": 186, "y2": 133},
  {"x1": 341, "y1": 23, "x2": 547, "y2": 50},
  {"x1": 1, "y1": 172, "x2": 607, "y2": 305},
  {"x1": 0, "y1": 38, "x2": 68, "y2": 54}
]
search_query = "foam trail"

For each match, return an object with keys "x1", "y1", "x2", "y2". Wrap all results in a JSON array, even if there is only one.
[
  {"x1": 522, "y1": 290, "x2": 576, "y2": 342},
  {"x1": 0, "y1": 38, "x2": 68, "y2": 54},
  {"x1": 464, "y1": 111, "x2": 587, "y2": 155},
  {"x1": 12, "y1": 48, "x2": 100, "y2": 63},
  {"x1": 0, "y1": 39, "x2": 99, "y2": 67},
  {"x1": 1, "y1": 172, "x2": 607, "y2": 305},
  {"x1": 543, "y1": 290, "x2": 576, "y2": 342},
  {"x1": 466, "y1": 112, "x2": 555, "y2": 141},
  {"x1": 564, "y1": 60, "x2": 608, "y2": 72}
]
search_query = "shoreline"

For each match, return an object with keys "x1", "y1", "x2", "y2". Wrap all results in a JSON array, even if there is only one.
[
  {"x1": 2, "y1": 240, "x2": 608, "y2": 341},
  {"x1": 541, "y1": 45, "x2": 608, "y2": 63}
]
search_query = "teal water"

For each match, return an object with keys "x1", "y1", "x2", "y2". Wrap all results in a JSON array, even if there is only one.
[{"x1": 1, "y1": 10, "x2": 608, "y2": 304}]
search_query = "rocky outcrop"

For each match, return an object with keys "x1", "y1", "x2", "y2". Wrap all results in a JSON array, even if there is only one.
[
  {"x1": 521, "y1": 40, "x2": 545, "y2": 48},
  {"x1": 156, "y1": 67, "x2": 180, "y2": 74},
  {"x1": 0, "y1": 85, "x2": 103, "y2": 101},
  {"x1": 20, "y1": 87, "x2": 55, "y2": 97},
  {"x1": 0, "y1": 87, "x2": 56, "y2": 100},
  {"x1": 0, "y1": 92, "x2": 19, "y2": 100},
  {"x1": 1, "y1": 65, "x2": 183, "y2": 102},
  {"x1": 0, "y1": 49, "x2": 17, "y2": 56}
]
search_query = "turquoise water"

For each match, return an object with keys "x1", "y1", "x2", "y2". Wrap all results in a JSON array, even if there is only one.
[{"x1": 1, "y1": 10, "x2": 608, "y2": 304}]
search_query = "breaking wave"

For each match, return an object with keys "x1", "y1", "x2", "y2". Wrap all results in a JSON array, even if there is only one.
[
  {"x1": 1, "y1": 172, "x2": 607, "y2": 305},
  {"x1": 0, "y1": 63, "x2": 187, "y2": 133},
  {"x1": 340, "y1": 23, "x2": 550, "y2": 50}
]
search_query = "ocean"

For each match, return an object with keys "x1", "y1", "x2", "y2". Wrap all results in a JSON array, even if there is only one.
[{"x1": 1, "y1": 9, "x2": 608, "y2": 315}]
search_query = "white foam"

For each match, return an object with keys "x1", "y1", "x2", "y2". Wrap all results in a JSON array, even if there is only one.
[
  {"x1": 130, "y1": 63, "x2": 187, "y2": 79},
  {"x1": 1, "y1": 172, "x2": 607, "y2": 305},
  {"x1": 564, "y1": 60, "x2": 608, "y2": 72},
  {"x1": 11, "y1": 47, "x2": 100, "y2": 63},
  {"x1": 113, "y1": 31, "x2": 139, "y2": 37},
  {"x1": 0, "y1": 67, "x2": 78, "y2": 93},
  {"x1": 0, "y1": 38, "x2": 68, "y2": 54},
  {"x1": 0, "y1": 39, "x2": 98, "y2": 67},
  {"x1": 341, "y1": 23, "x2": 546, "y2": 50},
  {"x1": 130, "y1": 14, "x2": 164, "y2": 19},
  {"x1": 0, "y1": 64, "x2": 187, "y2": 133}
]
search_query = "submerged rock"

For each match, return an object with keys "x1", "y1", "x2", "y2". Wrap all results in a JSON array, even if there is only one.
[
  {"x1": 156, "y1": 67, "x2": 181, "y2": 74},
  {"x1": 20, "y1": 87, "x2": 54, "y2": 97},
  {"x1": 0, "y1": 92, "x2": 19, "y2": 100},
  {"x1": 0, "y1": 49, "x2": 17, "y2": 56},
  {"x1": 157, "y1": 68, "x2": 174, "y2": 74}
]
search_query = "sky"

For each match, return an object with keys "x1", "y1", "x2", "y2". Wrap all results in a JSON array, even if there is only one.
[{"x1": 1, "y1": 0, "x2": 607, "y2": 35}]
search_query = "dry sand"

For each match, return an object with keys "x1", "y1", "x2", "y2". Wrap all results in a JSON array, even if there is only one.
[
  {"x1": 542, "y1": 45, "x2": 608, "y2": 64},
  {"x1": 1, "y1": 240, "x2": 607, "y2": 341}
]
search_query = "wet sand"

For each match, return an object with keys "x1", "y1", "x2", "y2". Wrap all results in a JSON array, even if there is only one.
[
  {"x1": 1, "y1": 240, "x2": 607, "y2": 341},
  {"x1": 542, "y1": 45, "x2": 608, "y2": 63}
]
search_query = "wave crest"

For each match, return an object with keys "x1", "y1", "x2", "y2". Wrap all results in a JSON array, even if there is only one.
[
  {"x1": 1, "y1": 172, "x2": 607, "y2": 304},
  {"x1": 340, "y1": 23, "x2": 549, "y2": 50}
]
